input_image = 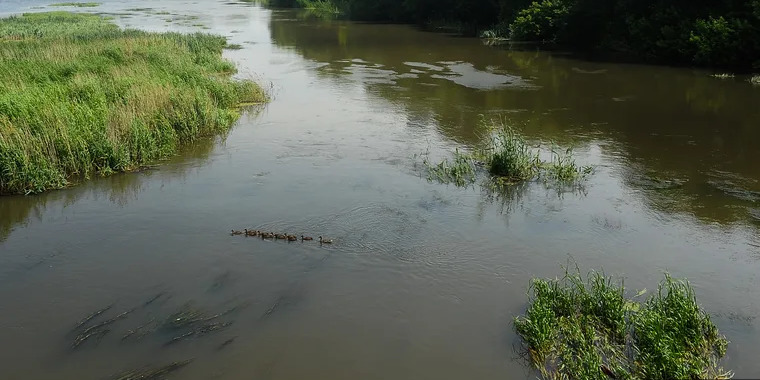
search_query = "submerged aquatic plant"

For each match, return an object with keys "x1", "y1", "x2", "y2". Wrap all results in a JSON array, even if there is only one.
[{"x1": 514, "y1": 269, "x2": 732, "y2": 380}]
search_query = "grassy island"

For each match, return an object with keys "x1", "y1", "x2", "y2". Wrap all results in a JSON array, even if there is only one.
[{"x1": 0, "y1": 12, "x2": 267, "y2": 194}]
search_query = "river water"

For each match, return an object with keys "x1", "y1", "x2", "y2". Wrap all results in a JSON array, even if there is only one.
[{"x1": 1, "y1": 1, "x2": 759, "y2": 378}]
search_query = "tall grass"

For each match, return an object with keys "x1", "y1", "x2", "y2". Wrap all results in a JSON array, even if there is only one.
[
  {"x1": 422, "y1": 118, "x2": 591, "y2": 188},
  {"x1": 0, "y1": 12, "x2": 267, "y2": 194},
  {"x1": 515, "y1": 269, "x2": 732, "y2": 379}
]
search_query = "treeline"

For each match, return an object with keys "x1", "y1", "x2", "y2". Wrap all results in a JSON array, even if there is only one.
[{"x1": 270, "y1": 0, "x2": 760, "y2": 71}]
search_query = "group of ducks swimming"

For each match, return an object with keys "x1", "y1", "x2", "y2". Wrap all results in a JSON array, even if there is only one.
[{"x1": 230, "y1": 229, "x2": 333, "y2": 244}]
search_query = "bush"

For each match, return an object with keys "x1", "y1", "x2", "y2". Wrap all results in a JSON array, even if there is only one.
[{"x1": 509, "y1": 0, "x2": 572, "y2": 43}]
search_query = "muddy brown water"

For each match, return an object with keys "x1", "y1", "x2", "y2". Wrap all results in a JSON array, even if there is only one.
[{"x1": 1, "y1": 1, "x2": 760, "y2": 378}]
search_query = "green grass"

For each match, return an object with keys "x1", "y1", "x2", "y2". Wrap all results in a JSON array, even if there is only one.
[
  {"x1": 514, "y1": 269, "x2": 732, "y2": 380},
  {"x1": 0, "y1": 12, "x2": 268, "y2": 194},
  {"x1": 422, "y1": 118, "x2": 591, "y2": 187},
  {"x1": 49, "y1": 2, "x2": 101, "y2": 7}
]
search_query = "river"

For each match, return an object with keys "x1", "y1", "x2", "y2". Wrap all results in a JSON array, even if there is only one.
[{"x1": 1, "y1": 0, "x2": 759, "y2": 378}]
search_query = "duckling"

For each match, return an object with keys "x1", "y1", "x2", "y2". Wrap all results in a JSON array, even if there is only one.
[
  {"x1": 260, "y1": 232, "x2": 275, "y2": 239},
  {"x1": 244, "y1": 229, "x2": 259, "y2": 237},
  {"x1": 301, "y1": 235, "x2": 313, "y2": 241},
  {"x1": 319, "y1": 236, "x2": 333, "y2": 244},
  {"x1": 230, "y1": 229, "x2": 243, "y2": 236},
  {"x1": 287, "y1": 235, "x2": 298, "y2": 241},
  {"x1": 274, "y1": 233, "x2": 288, "y2": 240}
]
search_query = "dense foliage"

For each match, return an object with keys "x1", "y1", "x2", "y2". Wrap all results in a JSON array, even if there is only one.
[{"x1": 278, "y1": 0, "x2": 760, "y2": 71}]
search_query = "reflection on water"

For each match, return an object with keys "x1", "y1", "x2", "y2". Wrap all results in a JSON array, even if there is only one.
[
  {"x1": 2, "y1": 2, "x2": 760, "y2": 379},
  {"x1": 0, "y1": 132, "x2": 220, "y2": 244},
  {"x1": 269, "y1": 13, "x2": 760, "y2": 227}
]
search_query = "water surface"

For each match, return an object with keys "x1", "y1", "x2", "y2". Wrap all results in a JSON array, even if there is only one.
[{"x1": 1, "y1": 1, "x2": 759, "y2": 378}]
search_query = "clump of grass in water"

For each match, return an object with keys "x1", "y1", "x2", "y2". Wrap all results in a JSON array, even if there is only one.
[
  {"x1": 422, "y1": 148, "x2": 476, "y2": 186},
  {"x1": 423, "y1": 118, "x2": 591, "y2": 187},
  {"x1": 750, "y1": 75, "x2": 760, "y2": 86},
  {"x1": 0, "y1": 12, "x2": 268, "y2": 194},
  {"x1": 49, "y1": 2, "x2": 101, "y2": 7},
  {"x1": 514, "y1": 269, "x2": 733, "y2": 379}
]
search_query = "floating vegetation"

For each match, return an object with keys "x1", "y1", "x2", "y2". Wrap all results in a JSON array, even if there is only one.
[
  {"x1": 72, "y1": 328, "x2": 110, "y2": 349},
  {"x1": 165, "y1": 321, "x2": 232, "y2": 346},
  {"x1": 49, "y1": 2, "x2": 101, "y2": 7},
  {"x1": 143, "y1": 292, "x2": 168, "y2": 307},
  {"x1": 73, "y1": 303, "x2": 113, "y2": 330},
  {"x1": 514, "y1": 268, "x2": 732, "y2": 380},
  {"x1": 707, "y1": 179, "x2": 760, "y2": 202},
  {"x1": 711, "y1": 73, "x2": 735, "y2": 79},
  {"x1": 73, "y1": 308, "x2": 136, "y2": 348},
  {"x1": 218, "y1": 337, "x2": 236, "y2": 350},
  {"x1": 121, "y1": 318, "x2": 157, "y2": 341},
  {"x1": 750, "y1": 75, "x2": 760, "y2": 86},
  {"x1": 165, "y1": 303, "x2": 209, "y2": 329},
  {"x1": 225, "y1": 43, "x2": 244, "y2": 50},
  {"x1": 113, "y1": 359, "x2": 193, "y2": 380},
  {"x1": 422, "y1": 118, "x2": 592, "y2": 188}
]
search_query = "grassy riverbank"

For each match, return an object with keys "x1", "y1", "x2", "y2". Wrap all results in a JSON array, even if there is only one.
[
  {"x1": 0, "y1": 12, "x2": 267, "y2": 194},
  {"x1": 515, "y1": 269, "x2": 732, "y2": 379}
]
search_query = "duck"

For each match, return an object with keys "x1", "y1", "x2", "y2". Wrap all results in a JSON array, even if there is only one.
[
  {"x1": 274, "y1": 233, "x2": 288, "y2": 240},
  {"x1": 260, "y1": 232, "x2": 275, "y2": 239},
  {"x1": 301, "y1": 235, "x2": 313, "y2": 241},
  {"x1": 287, "y1": 235, "x2": 298, "y2": 241},
  {"x1": 230, "y1": 229, "x2": 243, "y2": 236},
  {"x1": 319, "y1": 236, "x2": 333, "y2": 244},
  {"x1": 244, "y1": 229, "x2": 259, "y2": 237}
]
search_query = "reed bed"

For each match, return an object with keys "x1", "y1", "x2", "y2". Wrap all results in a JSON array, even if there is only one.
[
  {"x1": 0, "y1": 12, "x2": 267, "y2": 194},
  {"x1": 422, "y1": 118, "x2": 591, "y2": 187},
  {"x1": 514, "y1": 269, "x2": 732, "y2": 379}
]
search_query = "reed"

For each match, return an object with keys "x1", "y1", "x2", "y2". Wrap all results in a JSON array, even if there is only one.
[
  {"x1": 0, "y1": 12, "x2": 268, "y2": 194},
  {"x1": 422, "y1": 118, "x2": 591, "y2": 187},
  {"x1": 514, "y1": 269, "x2": 732, "y2": 379}
]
